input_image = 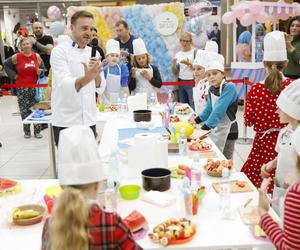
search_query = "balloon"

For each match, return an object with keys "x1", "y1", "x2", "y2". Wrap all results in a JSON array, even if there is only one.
[
  {"x1": 47, "y1": 6, "x2": 61, "y2": 21},
  {"x1": 240, "y1": 13, "x2": 254, "y2": 27},
  {"x1": 233, "y1": 7, "x2": 245, "y2": 20},
  {"x1": 188, "y1": 5, "x2": 198, "y2": 17},
  {"x1": 278, "y1": 13, "x2": 290, "y2": 21},
  {"x1": 49, "y1": 21, "x2": 65, "y2": 37},
  {"x1": 190, "y1": 17, "x2": 201, "y2": 35},
  {"x1": 222, "y1": 11, "x2": 235, "y2": 25},
  {"x1": 256, "y1": 11, "x2": 270, "y2": 23},
  {"x1": 292, "y1": 2, "x2": 300, "y2": 15},
  {"x1": 249, "y1": 1, "x2": 260, "y2": 15}
]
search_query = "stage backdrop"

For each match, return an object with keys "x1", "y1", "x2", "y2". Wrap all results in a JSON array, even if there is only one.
[{"x1": 68, "y1": 3, "x2": 186, "y2": 85}]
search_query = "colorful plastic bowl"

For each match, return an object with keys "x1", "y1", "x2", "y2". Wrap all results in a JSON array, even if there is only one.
[{"x1": 119, "y1": 185, "x2": 141, "y2": 200}]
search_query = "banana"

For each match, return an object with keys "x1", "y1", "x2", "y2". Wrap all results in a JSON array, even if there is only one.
[{"x1": 13, "y1": 208, "x2": 39, "y2": 219}]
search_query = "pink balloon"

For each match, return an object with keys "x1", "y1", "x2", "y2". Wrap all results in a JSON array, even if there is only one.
[
  {"x1": 240, "y1": 13, "x2": 254, "y2": 27},
  {"x1": 256, "y1": 11, "x2": 270, "y2": 23},
  {"x1": 188, "y1": 5, "x2": 198, "y2": 17},
  {"x1": 278, "y1": 13, "x2": 290, "y2": 21},
  {"x1": 292, "y1": 2, "x2": 300, "y2": 15},
  {"x1": 249, "y1": 1, "x2": 260, "y2": 15},
  {"x1": 222, "y1": 11, "x2": 235, "y2": 25},
  {"x1": 233, "y1": 6, "x2": 245, "y2": 20},
  {"x1": 47, "y1": 6, "x2": 61, "y2": 21}
]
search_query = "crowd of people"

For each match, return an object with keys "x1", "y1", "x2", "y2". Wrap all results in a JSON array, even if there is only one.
[{"x1": 1, "y1": 8, "x2": 300, "y2": 249}]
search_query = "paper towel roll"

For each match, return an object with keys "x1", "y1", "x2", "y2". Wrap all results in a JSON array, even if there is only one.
[{"x1": 127, "y1": 134, "x2": 168, "y2": 178}]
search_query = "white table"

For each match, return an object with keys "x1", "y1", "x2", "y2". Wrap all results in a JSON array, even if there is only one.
[
  {"x1": 23, "y1": 114, "x2": 56, "y2": 178},
  {"x1": 8, "y1": 109, "x2": 277, "y2": 250}
]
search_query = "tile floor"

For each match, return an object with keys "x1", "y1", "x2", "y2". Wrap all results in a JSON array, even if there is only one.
[{"x1": 0, "y1": 95, "x2": 255, "y2": 180}]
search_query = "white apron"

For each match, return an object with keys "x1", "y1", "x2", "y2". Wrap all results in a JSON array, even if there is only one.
[
  {"x1": 272, "y1": 126, "x2": 297, "y2": 217},
  {"x1": 134, "y1": 65, "x2": 156, "y2": 101},
  {"x1": 193, "y1": 78, "x2": 208, "y2": 114},
  {"x1": 104, "y1": 64, "x2": 122, "y2": 104},
  {"x1": 209, "y1": 80, "x2": 234, "y2": 152}
]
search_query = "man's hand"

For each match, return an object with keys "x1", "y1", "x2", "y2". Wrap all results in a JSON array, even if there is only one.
[
  {"x1": 29, "y1": 36, "x2": 37, "y2": 45},
  {"x1": 180, "y1": 58, "x2": 192, "y2": 67},
  {"x1": 120, "y1": 49, "x2": 129, "y2": 57},
  {"x1": 76, "y1": 57, "x2": 102, "y2": 91},
  {"x1": 0, "y1": 65, "x2": 3, "y2": 72},
  {"x1": 172, "y1": 58, "x2": 177, "y2": 67},
  {"x1": 141, "y1": 69, "x2": 152, "y2": 80}
]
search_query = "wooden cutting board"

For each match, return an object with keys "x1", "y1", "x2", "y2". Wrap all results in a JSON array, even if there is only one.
[
  {"x1": 188, "y1": 150, "x2": 216, "y2": 158},
  {"x1": 189, "y1": 130, "x2": 211, "y2": 140},
  {"x1": 212, "y1": 180, "x2": 253, "y2": 193}
]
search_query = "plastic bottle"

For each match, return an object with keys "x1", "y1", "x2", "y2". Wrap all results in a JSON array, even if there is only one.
[
  {"x1": 121, "y1": 93, "x2": 128, "y2": 113},
  {"x1": 104, "y1": 178, "x2": 117, "y2": 212},
  {"x1": 181, "y1": 177, "x2": 192, "y2": 216},
  {"x1": 219, "y1": 168, "x2": 231, "y2": 219},
  {"x1": 167, "y1": 90, "x2": 173, "y2": 114},
  {"x1": 191, "y1": 156, "x2": 201, "y2": 191},
  {"x1": 149, "y1": 92, "x2": 156, "y2": 107},
  {"x1": 178, "y1": 127, "x2": 187, "y2": 156},
  {"x1": 110, "y1": 150, "x2": 119, "y2": 182},
  {"x1": 117, "y1": 97, "x2": 122, "y2": 112}
]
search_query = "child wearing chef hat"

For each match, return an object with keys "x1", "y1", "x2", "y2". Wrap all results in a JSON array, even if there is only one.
[
  {"x1": 41, "y1": 125, "x2": 142, "y2": 250},
  {"x1": 189, "y1": 54, "x2": 239, "y2": 159},
  {"x1": 261, "y1": 79, "x2": 300, "y2": 216},
  {"x1": 192, "y1": 41, "x2": 224, "y2": 115},
  {"x1": 192, "y1": 50, "x2": 208, "y2": 114},
  {"x1": 129, "y1": 38, "x2": 162, "y2": 101},
  {"x1": 258, "y1": 124, "x2": 300, "y2": 249},
  {"x1": 102, "y1": 39, "x2": 129, "y2": 104},
  {"x1": 241, "y1": 31, "x2": 294, "y2": 192}
]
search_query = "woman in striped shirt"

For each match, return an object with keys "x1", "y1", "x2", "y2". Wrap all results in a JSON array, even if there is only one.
[{"x1": 258, "y1": 124, "x2": 300, "y2": 250}]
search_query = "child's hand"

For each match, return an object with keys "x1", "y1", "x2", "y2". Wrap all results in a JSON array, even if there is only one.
[
  {"x1": 258, "y1": 178, "x2": 272, "y2": 216},
  {"x1": 188, "y1": 113, "x2": 197, "y2": 124},
  {"x1": 141, "y1": 70, "x2": 152, "y2": 80},
  {"x1": 261, "y1": 162, "x2": 273, "y2": 178}
]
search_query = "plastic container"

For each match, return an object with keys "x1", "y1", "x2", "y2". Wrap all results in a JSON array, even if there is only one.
[
  {"x1": 97, "y1": 179, "x2": 119, "y2": 212},
  {"x1": 178, "y1": 127, "x2": 187, "y2": 156},
  {"x1": 119, "y1": 185, "x2": 141, "y2": 200},
  {"x1": 219, "y1": 168, "x2": 231, "y2": 219}
]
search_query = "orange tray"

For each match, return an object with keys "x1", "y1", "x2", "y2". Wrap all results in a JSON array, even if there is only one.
[{"x1": 168, "y1": 229, "x2": 196, "y2": 245}]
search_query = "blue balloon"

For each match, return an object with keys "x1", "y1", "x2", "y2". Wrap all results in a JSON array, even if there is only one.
[{"x1": 50, "y1": 21, "x2": 65, "y2": 37}]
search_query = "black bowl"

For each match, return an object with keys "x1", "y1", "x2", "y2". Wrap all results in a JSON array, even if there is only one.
[
  {"x1": 141, "y1": 168, "x2": 171, "y2": 192},
  {"x1": 133, "y1": 110, "x2": 152, "y2": 122}
]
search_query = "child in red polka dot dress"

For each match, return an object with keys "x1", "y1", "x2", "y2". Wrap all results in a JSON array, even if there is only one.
[{"x1": 241, "y1": 31, "x2": 293, "y2": 192}]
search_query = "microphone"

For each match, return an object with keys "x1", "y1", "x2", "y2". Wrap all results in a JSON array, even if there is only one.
[{"x1": 91, "y1": 38, "x2": 98, "y2": 58}]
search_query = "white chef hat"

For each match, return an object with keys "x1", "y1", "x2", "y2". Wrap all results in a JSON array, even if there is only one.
[
  {"x1": 204, "y1": 41, "x2": 219, "y2": 53},
  {"x1": 292, "y1": 125, "x2": 300, "y2": 156},
  {"x1": 263, "y1": 31, "x2": 287, "y2": 61},
  {"x1": 133, "y1": 38, "x2": 148, "y2": 56},
  {"x1": 57, "y1": 126, "x2": 104, "y2": 186},
  {"x1": 205, "y1": 59, "x2": 224, "y2": 72},
  {"x1": 276, "y1": 79, "x2": 300, "y2": 120},
  {"x1": 106, "y1": 39, "x2": 120, "y2": 55},
  {"x1": 193, "y1": 50, "x2": 206, "y2": 68}
]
